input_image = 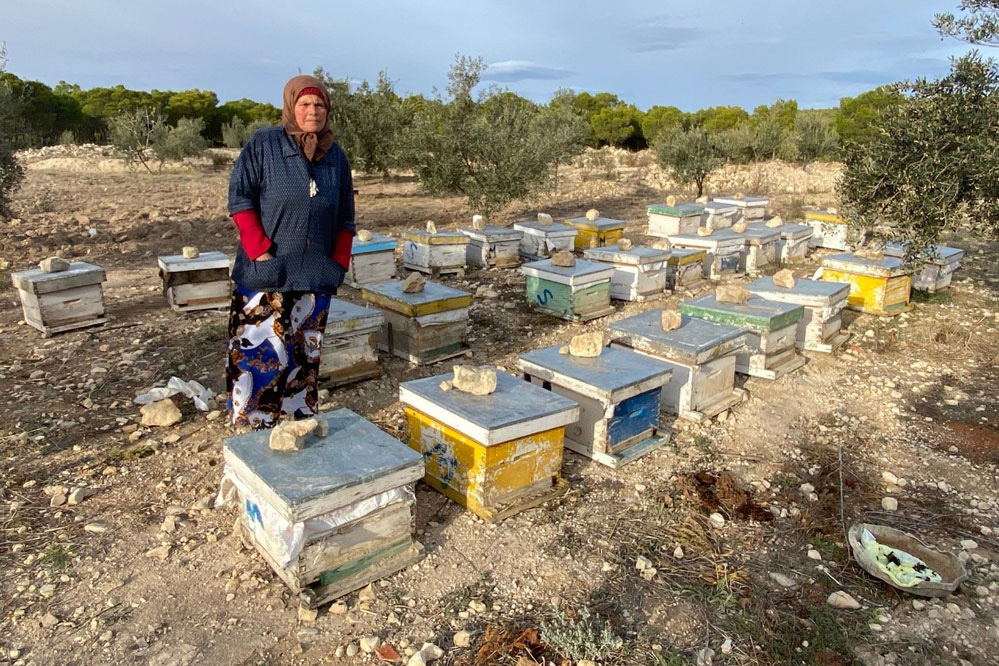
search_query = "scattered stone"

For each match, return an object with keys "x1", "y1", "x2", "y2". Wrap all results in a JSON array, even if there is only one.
[
  {"x1": 181, "y1": 246, "x2": 199, "y2": 259},
  {"x1": 401, "y1": 272, "x2": 426, "y2": 293},
  {"x1": 346, "y1": 643, "x2": 359, "y2": 657},
  {"x1": 425, "y1": 221, "x2": 437, "y2": 234},
  {"x1": 773, "y1": 269, "x2": 795, "y2": 289},
  {"x1": 961, "y1": 539, "x2": 979, "y2": 550},
  {"x1": 67, "y1": 487, "x2": 93, "y2": 505},
  {"x1": 537, "y1": 212, "x2": 553, "y2": 226},
  {"x1": 419, "y1": 643, "x2": 444, "y2": 661},
  {"x1": 807, "y1": 549, "x2": 822, "y2": 561},
  {"x1": 39, "y1": 256, "x2": 70, "y2": 273},
  {"x1": 439, "y1": 380, "x2": 453, "y2": 391},
  {"x1": 206, "y1": 410, "x2": 221, "y2": 421},
  {"x1": 84, "y1": 520, "x2": 112, "y2": 534},
  {"x1": 453, "y1": 630, "x2": 472, "y2": 648},
  {"x1": 585, "y1": 208, "x2": 599, "y2": 221},
  {"x1": 660, "y1": 310, "x2": 683, "y2": 331},
  {"x1": 358, "y1": 583, "x2": 377, "y2": 602},
  {"x1": 720, "y1": 638, "x2": 733, "y2": 655},
  {"x1": 452, "y1": 365, "x2": 498, "y2": 395},
  {"x1": 697, "y1": 647, "x2": 715, "y2": 666},
  {"x1": 298, "y1": 605, "x2": 318, "y2": 623},
  {"x1": 938, "y1": 481, "x2": 951, "y2": 492},
  {"x1": 912, "y1": 599, "x2": 926, "y2": 611},
  {"x1": 882, "y1": 471, "x2": 899, "y2": 485},
  {"x1": 579, "y1": 661, "x2": 598, "y2": 666},
  {"x1": 716, "y1": 285, "x2": 751, "y2": 304},
  {"x1": 40, "y1": 612, "x2": 59, "y2": 628},
  {"x1": 29, "y1": 369, "x2": 46, "y2": 379},
  {"x1": 568, "y1": 331, "x2": 603, "y2": 358},
  {"x1": 666, "y1": 195, "x2": 677, "y2": 207},
  {"x1": 357, "y1": 229, "x2": 373, "y2": 242},
  {"x1": 769, "y1": 572, "x2": 797, "y2": 588},
  {"x1": 145, "y1": 544, "x2": 171, "y2": 561},
  {"x1": 551, "y1": 250, "x2": 576, "y2": 267},
  {"x1": 475, "y1": 285, "x2": 499, "y2": 299},
  {"x1": 731, "y1": 220, "x2": 747, "y2": 234},
  {"x1": 376, "y1": 644, "x2": 402, "y2": 662},
  {"x1": 467, "y1": 600, "x2": 487, "y2": 614},
  {"x1": 471, "y1": 214, "x2": 485, "y2": 231},
  {"x1": 140, "y1": 399, "x2": 182, "y2": 427},
  {"x1": 360, "y1": 636, "x2": 382, "y2": 653},
  {"x1": 673, "y1": 545, "x2": 684, "y2": 559},
  {"x1": 800, "y1": 483, "x2": 815, "y2": 493},
  {"x1": 269, "y1": 417, "x2": 324, "y2": 452},
  {"x1": 616, "y1": 238, "x2": 633, "y2": 250},
  {"x1": 697, "y1": 226, "x2": 713, "y2": 236},
  {"x1": 765, "y1": 216, "x2": 783, "y2": 227},
  {"x1": 50, "y1": 492, "x2": 67, "y2": 508},
  {"x1": 329, "y1": 600, "x2": 349, "y2": 614},
  {"x1": 39, "y1": 583, "x2": 56, "y2": 597},
  {"x1": 827, "y1": 591, "x2": 861, "y2": 610},
  {"x1": 708, "y1": 513, "x2": 725, "y2": 529},
  {"x1": 161, "y1": 516, "x2": 177, "y2": 533},
  {"x1": 881, "y1": 497, "x2": 898, "y2": 512},
  {"x1": 636, "y1": 555, "x2": 653, "y2": 571}
]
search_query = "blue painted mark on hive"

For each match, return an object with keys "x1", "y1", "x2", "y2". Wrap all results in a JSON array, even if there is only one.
[
  {"x1": 424, "y1": 441, "x2": 457, "y2": 488},
  {"x1": 720, "y1": 254, "x2": 741, "y2": 272},
  {"x1": 244, "y1": 498, "x2": 263, "y2": 527},
  {"x1": 536, "y1": 288, "x2": 553, "y2": 305},
  {"x1": 607, "y1": 389, "x2": 660, "y2": 446}
]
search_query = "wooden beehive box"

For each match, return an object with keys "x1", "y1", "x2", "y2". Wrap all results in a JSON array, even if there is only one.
[
  {"x1": 518, "y1": 345, "x2": 672, "y2": 468},
  {"x1": 806, "y1": 210, "x2": 851, "y2": 250},
  {"x1": 740, "y1": 224, "x2": 780, "y2": 274},
  {"x1": 884, "y1": 243, "x2": 965, "y2": 293},
  {"x1": 399, "y1": 370, "x2": 579, "y2": 522},
  {"x1": 746, "y1": 276, "x2": 851, "y2": 353},
  {"x1": 820, "y1": 252, "x2": 913, "y2": 316},
  {"x1": 347, "y1": 233, "x2": 396, "y2": 288},
  {"x1": 608, "y1": 310, "x2": 747, "y2": 423},
  {"x1": 668, "y1": 229, "x2": 745, "y2": 280},
  {"x1": 680, "y1": 294, "x2": 806, "y2": 380},
  {"x1": 521, "y1": 258, "x2": 615, "y2": 321},
  {"x1": 513, "y1": 220, "x2": 578, "y2": 261},
  {"x1": 459, "y1": 225, "x2": 523, "y2": 268},
  {"x1": 772, "y1": 223, "x2": 814, "y2": 263},
  {"x1": 223, "y1": 408, "x2": 424, "y2": 608},
  {"x1": 320, "y1": 299, "x2": 384, "y2": 387},
  {"x1": 713, "y1": 195, "x2": 769, "y2": 222},
  {"x1": 401, "y1": 230, "x2": 469, "y2": 276},
  {"x1": 157, "y1": 251, "x2": 231, "y2": 312},
  {"x1": 583, "y1": 245, "x2": 669, "y2": 301},
  {"x1": 647, "y1": 202, "x2": 704, "y2": 238},
  {"x1": 361, "y1": 280, "x2": 472, "y2": 364},
  {"x1": 667, "y1": 248, "x2": 707, "y2": 290},
  {"x1": 564, "y1": 216, "x2": 625, "y2": 251},
  {"x1": 702, "y1": 201, "x2": 738, "y2": 230},
  {"x1": 12, "y1": 261, "x2": 107, "y2": 336}
]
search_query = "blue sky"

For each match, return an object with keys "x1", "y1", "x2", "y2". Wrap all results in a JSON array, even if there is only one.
[{"x1": 4, "y1": 0, "x2": 970, "y2": 110}]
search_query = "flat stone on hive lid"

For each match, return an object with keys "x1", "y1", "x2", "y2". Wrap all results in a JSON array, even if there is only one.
[
  {"x1": 569, "y1": 331, "x2": 603, "y2": 357},
  {"x1": 616, "y1": 238, "x2": 633, "y2": 251},
  {"x1": 401, "y1": 272, "x2": 426, "y2": 293},
  {"x1": 426, "y1": 220, "x2": 437, "y2": 234},
  {"x1": 537, "y1": 212, "x2": 553, "y2": 226},
  {"x1": 519, "y1": 344, "x2": 673, "y2": 403},
  {"x1": 745, "y1": 276, "x2": 850, "y2": 307},
  {"x1": 551, "y1": 251, "x2": 576, "y2": 267},
  {"x1": 822, "y1": 252, "x2": 909, "y2": 277},
  {"x1": 716, "y1": 285, "x2": 751, "y2": 304},
  {"x1": 471, "y1": 215, "x2": 485, "y2": 231},
  {"x1": 357, "y1": 229, "x2": 373, "y2": 242},
  {"x1": 585, "y1": 208, "x2": 599, "y2": 221},
  {"x1": 773, "y1": 269, "x2": 795, "y2": 289},
  {"x1": 182, "y1": 246, "x2": 199, "y2": 259},
  {"x1": 662, "y1": 310, "x2": 682, "y2": 331},
  {"x1": 39, "y1": 257, "x2": 70, "y2": 273},
  {"x1": 451, "y1": 365, "x2": 497, "y2": 395}
]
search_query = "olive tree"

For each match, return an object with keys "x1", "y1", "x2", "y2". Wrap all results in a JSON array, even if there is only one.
[
  {"x1": 653, "y1": 126, "x2": 721, "y2": 197},
  {"x1": 0, "y1": 43, "x2": 25, "y2": 218},
  {"x1": 108, "y1": 108, "x2": 165, "y2": 173}
]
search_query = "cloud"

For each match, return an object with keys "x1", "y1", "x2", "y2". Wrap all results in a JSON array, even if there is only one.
[
  {"x1": 482, "y1": 60, "x2": 575, "y2": 82},
  {"x1": 622, "y1": 17, "x2": 706, "y2": 53}
]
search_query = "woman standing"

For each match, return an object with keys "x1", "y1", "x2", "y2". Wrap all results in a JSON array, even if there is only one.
[{"x1": 225, "y1": 75, "x2": 355, "y2": 428}]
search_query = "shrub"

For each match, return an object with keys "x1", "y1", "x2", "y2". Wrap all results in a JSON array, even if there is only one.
[
  {"x1": 151, "y1": 116, "x2": 207, "y2": 168},
  {"x1": 654, "y1": 126, "x2": 722, "y2": 197},
  {"x1": 0, "y1": 43, "x2": 25, "y2": 219},
  {"x1": 58, "y1": 129, "x2": 76, "y2": 145},
  {"x1": 221, "y1": 116, "x2": 247, "y2": 148},
  {"x1": 795, "y1": 113, "x2": 839, "y2": 163},
  {"x1": 712, "y1": 125, "x2": 754, "y2": 163},
  {"x1": 108, "y1": 108, "x2": 165, "y2": 173}
]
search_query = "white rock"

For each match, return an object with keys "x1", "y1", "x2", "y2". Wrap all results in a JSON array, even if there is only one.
[
  {"x1": 708, "y1": 513, "x2": 725, "y2": 529},
  {"x1": 401, "y1": 271, "x2": 426, "y2": 293},
  {"x1": 181, "y1": 246, "x2": 199, "y2": 259},
  {"x1": 537, "y1": 212, "x2": 553, "y2": 226},
  {"x1": 881, "y1": 497, "x2": 898, "y2": 512},
  {"x1": 551, "y1": 250, "x2": 576, "y2": 267},
  {"x1": 716, "y1": 285, "x2": 751, "y2": 304},
  {"x1": 357, "y1": 229, "x2": 373, "y2": 242},
  {"x1": 961, "y1": 539, "x2": 979, "y2": 550},
  {"x1": 636, "y1": 555, "x2": 653, "y2": 571},
  {"x1": 807, "y1": 549, "x2": 822, "y2": 561},
  {"x1": 827, "y1": 591, "x2": 861, "y2": 610},
  {"x1": 769, "y1": 572, "x2": 797, "y2": 588},
  {"x1": 585, "y1": 208, "x2": 599, "y2": 221},
  {"x1": 39, "y1": 257, "x2": 70, "y2": 273},
  {"x1": 673, "y1": 545, "x2": 684, "y2": 560},
  {"x1": 140, "y1": 399, "x2": 182, "y2": 427},
  {"x1": 882, "y1": 471, "x2": 899, "y2": 485},
  {"x1": 269, "y1": 417, "x2": 323, "y2": 452},
  {"x1": 661, "y1": 310, "x2": 682, "y2": 331},
  {"x1": 452, "y1": 366, "x2": 497, "y2": 396},
  {"x1": 360, "y1": 636, "x2": 381, "y2": 653},
  {"x1": 800, "y1": 483, "x2": 815, "y2": 493},
  {"x1": 912, "y1": 599, "x2": 926, "y2": 611},
  {"x1": 568, "y1": 331, "x2": 603, "y2": 358},
  {"x1": 84, "y1": 520, "x2": 112, "y2": 534},
  {"x1": 453, "y1": 630, "x2": 472, "y2": 648},
  {"x1": 697, "y1": 647, "x2": 715, "y2": 666}
]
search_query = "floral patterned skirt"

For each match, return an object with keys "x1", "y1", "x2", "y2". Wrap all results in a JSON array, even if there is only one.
[{"x1": 225, "y1": 285, "x2": 332, "y2": 428}]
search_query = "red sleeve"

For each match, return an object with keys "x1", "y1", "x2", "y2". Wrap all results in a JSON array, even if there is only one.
[
  {"x1": 231, "y1": 209, "x2": 272, "y2": 260},
  {"x1": 332, "y1": 230, "x2": 354, "y2": 270}
]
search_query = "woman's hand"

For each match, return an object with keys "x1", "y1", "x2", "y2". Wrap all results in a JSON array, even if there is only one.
[{"x1": 255, "y1": 252, "x2": 275, "y2": 261}]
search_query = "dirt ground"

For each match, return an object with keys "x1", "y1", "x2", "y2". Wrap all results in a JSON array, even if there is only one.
[{"x1": 1, "y1": 147, "x2": 997, "y2": 666}]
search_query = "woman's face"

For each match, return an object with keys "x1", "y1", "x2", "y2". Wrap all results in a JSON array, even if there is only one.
[{"x1": 294, "y1": 94, "x2": 327, "y2": 133}]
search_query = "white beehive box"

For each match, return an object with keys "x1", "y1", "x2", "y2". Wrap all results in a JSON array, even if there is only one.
[
  {"x1": 401, "y1": 230, "x2": 468, "y2": 276},
  {"x1": 646, "y1": 202, "x2": 704, "y2": 238},
  {"x1": 884, "y1": 243, "x2": 965, "y2": 293},
  {"x1": 771, "y1": 223, "x2": 814, "y2": 263},
  {"x1": 513, "y1": 220, "x2": 578, "y2": 261},
  {"x1": 583, "y1": 245, "x2": 669, "y2": 301},
  {"x1": 157, "y1": 251, "x2": 231, "y2": 312},
  {"x1": 702, "y1": 201, "x2": 738, "y2": 230},
  {"x1": 459, "y1": 226, "x2": 523, "y2": 268},
  {"x1": 713, "y1": 195, "x2": 769, "y2": 222},
  {"x1": 740, "y1": 224, "x2": 780, "y2": 275},
  {"x1": 11, "y1": 261, "x2": 107, "y2": 336},
  {"x1": 320, "y1": 299, "x2": 384, "y2": 387},
  {"x1": 347, "y1": 233, "x2": 397, "y2": 288},
  {"x1": 521, "y1": 258, "x2": 616, "y2": 321},
  {"x1": 668, "y1": 229, "x2": 746, "y2": 280},
  {"x1": 806, "y1": 210, "x2": 851, "y2": 250},
  {"x1": 746, "y1": 276, "x2": 851, "y2": 353},
  {"x1": 667, "y1": 248, "x2": 707, "y2": 290}
]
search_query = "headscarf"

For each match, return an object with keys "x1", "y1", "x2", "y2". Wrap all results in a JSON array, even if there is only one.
[{"x1": 281, "y1": 75, "x2": 334, "y2": 163}]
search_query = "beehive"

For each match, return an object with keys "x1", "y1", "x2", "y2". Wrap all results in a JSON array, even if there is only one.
[
  {"x1": 746, "y1": 276, "x2": 851, "y2": 353},
  {"x1": 668, "y1": 229, "x2": 746, "y2": 280},
  {"x1": 608, "y1": 310, "x2": 747, "y2": 423},
  {"x1": 157, "y1": 251, "x2": 231, "y2": 312},
  {"x1": 459, "y1": 225, "x2": 523, "y2": 268},
  {"x1": 399, "y1": 370, "x2": 579, "y2": 522},
  {"x1": 679, "y1": 294, "x2": 806, "y2": 379},
  {"x1": 513, "y1": 220, "x2": 578, "y2": 261},
  {"x1": 582, "y1": 245, "x2": 669, "y2": 301},
  {"x1": 713, "y1": 195, "x2": 769, "y2": 222},
  {"x1": 772, "y1": 223, "x2": 814, "y2": 263},
  {"x1": 820, "y1": 252, "x2": 913, "y2": 316},
  {"x1": 401, "y1": 230, "x2": 469, "y2": 275},
  {"x1": 564, "y1": 215, "x2": 626, "y2": 251},
  {"x1": 646, "y1": 202, "x2": 704, "y2": 238},
  {"x1": 319, "y1": 299, "x2": 384, "y2": 387},
  {"x1": 667, "y1": 248, "x2": 707, "y2": 290},
  {"x1": 884, "y1": 243, "x2": 965, "y2": 293},
  {"x1": 346, "y1": 233, "x2": 396, "y2": 288},
  {"x1": 361, "y1": 280, "x2": 472, "y2": 364},
  {"x1": 222, "y1": 409, "x2": 423, "y2": 608},
  {"x1": 740, "y1": 224, "x2": 780, "y2": 274},
  {"x1": 806, "y1": 210, "x2": 851, "y2": 250},
  {"x1": 518, "y1": 345, "x2": 672, "y2": 468},
  {"x1": 12, "y1": 261, "x2": 107, "y2": 336},
  {"x1": 702, "y1": 201, "x2": 738, "y2": 230},
  {"x1": 521, "y1": 258, "x2": 615, "y2": 321}
]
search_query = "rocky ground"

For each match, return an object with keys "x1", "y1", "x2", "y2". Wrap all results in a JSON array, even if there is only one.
[{"x1": 0, "y1": 147, "x2": 997, "y2": 666}]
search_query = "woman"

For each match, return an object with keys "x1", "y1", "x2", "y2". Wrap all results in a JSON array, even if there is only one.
[{"x1": 225, "y1": 75, "x2": 355, "y2": 428}]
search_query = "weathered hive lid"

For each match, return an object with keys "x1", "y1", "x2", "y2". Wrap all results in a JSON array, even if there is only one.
[
  {"x1": 741, "y1": 224, "x2": 780, "y2": 244},
  {"x1": 222, "y1": 408, "x2": 423, "y2": 523},
  {"x1": 713, "y1": 195, "x2": 769, "y2": 208},
  {"x1": 679, "y1": 294, "x2": 804, "y2": 333},
  {"x1": 805, "y1": 210, "x2": 846, "y2": 224},
  {"x1": 822, "y1": 252, "x2": 911, "y2": 278},
  {"x1": 325, "y1": 298, "x2": 384, "y2": 335},
  {"x1": 157, "y1": 251, "x2": 230, "y2": 272},
  {"x1": 518, "y1": 344, "x2": 672, "y2": 403},
  {"x1": 459, "y1": 226, "x2": 523, "y2": 242},
  {"x1": 745, "y1": 276, "x2": 849, "y2": 308},
  {"x1": 774, "y1": 222, "x2": 813, "y2": 240},
  {"x1": 351, "y1": 233, "x2": 397, "y2": 255},
  {"x1": 608, "y1": 309, "x2": 746, "y2": 366},
  {"x1": 703, "y1": 201, "x2": 738, "y2": 215},
  {"x1": 399, "y1": 371, "x2": 580, "y2": 446},
  {"x1": 647, "y1": 202, "x2": 704, "y2": 217},
  {"x1": 668, "y1": 228, "x2": 746, "y2": 249},
  {"x1": 361, "y1": 279, "x2": 473, "y2": 317},
  {"x1": 564, "y1": 216, "x2": 626, "y2": 232},
  {"x1": 401, "y1": 230, "x2": 470, "y2": 245},
  {"x1": 521, "y1": 258, "x2": 615, "y2": 286},
  {"x1": 583, "y1": 246, "x2": 669, "y2": 266},
  {"x1": 667, "y1": 247, "x2": 707, "y2": 265},
  {"x1": 11, "y1": 261, "x2": 106, "y2": 295},
  {"x1": 513, "y1": 220, "x2": 578, "y2": 237},
  {"x1": 883, "y1": 242, "x2": 965, "y2": 265}
]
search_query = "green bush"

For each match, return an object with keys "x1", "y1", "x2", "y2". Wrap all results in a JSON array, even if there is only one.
[
  {"x1": 654, "y1": 126, "x2": 722, "y2": 197},
  {"x1": 152, "y1": 117, "x2": 207, "y2": 168},
  {"x1": 712, "y1": 125, "x2": 754, "y2": 163},
  {"x1": 0, "y1": 44, "x2": 25, "y2": 218},
  {"x1": 795, "y1": 113, "x2": 839, "y2": 163},
  {"x1": 108, "y1": 108, "x2": 166, "y2": 173}
]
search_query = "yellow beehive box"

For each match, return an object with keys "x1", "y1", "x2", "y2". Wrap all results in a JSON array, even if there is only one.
[
  {"x1": 564, "y1": 216, "x2": 625, "y2": 251},
  {"x1": 399, "y1": 370, "x2": 579, "y2": 522},
  {"x1": 820, "y1": 252, "x2": 913, "y2": 316}
]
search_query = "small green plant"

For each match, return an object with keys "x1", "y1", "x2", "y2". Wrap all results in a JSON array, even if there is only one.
[
  {"x1": 59, "y1": 129, "x2": 76, "y2": 146},
  {"x1": 39, "y1": 543, "x2": 75, "y2": 570},
  {"x1": 912, "y1": 289, "x2": 953, "y2": 304},
  {"x1": 541, "y1": 607, "x2": 627, "y2": 662}
]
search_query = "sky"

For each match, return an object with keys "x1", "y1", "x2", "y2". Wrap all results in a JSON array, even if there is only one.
[{"x1": 3, "y1": 0, "x2": 972, "y2": 111}]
